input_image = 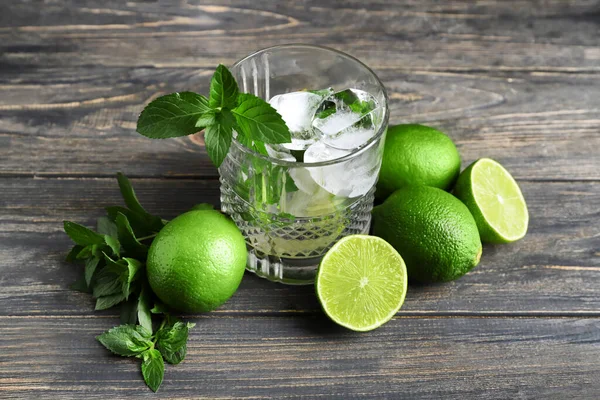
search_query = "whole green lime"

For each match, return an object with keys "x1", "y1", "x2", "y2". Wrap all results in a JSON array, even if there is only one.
[
  {"x1": 147, "y1": 210, "x2": 247, "y2": 313},
  {"x1": 372, "y1": 185, "x2": 482, "y2": 283},
  {"x1": 377, "y1": 124, "x2": 461, "y2": 199}
]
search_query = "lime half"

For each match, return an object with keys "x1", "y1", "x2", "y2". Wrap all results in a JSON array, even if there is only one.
[
  {"x1": 315, "y1": 235, "x2": 407, "y2": 332},
  {"x1": 454, "y1": 158, "x2": 529, "y2": 243}
]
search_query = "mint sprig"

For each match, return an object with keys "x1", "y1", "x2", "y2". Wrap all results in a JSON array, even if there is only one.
[
  {"x1": 137, "y1": 92, "x2": 211, "y2": 139},
  {"x1": 63, "y1": 173, "x2": 196, "y2": 392},
  {"x1": 136, "y1": 64, "x2": 291, "y2": 167}
]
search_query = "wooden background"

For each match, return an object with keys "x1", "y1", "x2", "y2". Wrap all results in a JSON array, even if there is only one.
[{"x1": 1, "y1": 1, "x2": 599, "y2": 398}]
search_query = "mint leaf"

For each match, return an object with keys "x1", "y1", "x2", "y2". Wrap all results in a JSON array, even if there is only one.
[
  {"x1": 190, "y1": 203, "x2": 214, "y2": 211},
  {"x1": 232, "y1": 93, "x2": 291, "y2": 144},
  {"x1": 116, "y1": 173, "x2": 164, "y2": 232},
  {"x1": 253, "y1": 140, "x2": 269, "y2": 156},
  {"x1": 137, "y1": 92, "x2": 210, "y2": 139},
  {"x1": 106, "y1": 206, "x2": 156, "y2": 238},
  {"x1": 285, "y1": 173, "x2": 299, "y2": 193},
  {"x1": 156, "y1": 320, "x2": 195, "y2": 365},
  {"x1": 120, "y1": 257, "x2": 143, "y2": 299},
  {"x1": 236, "y1": 133, "x2": 268, "y2": 156},
  {"x1": 204, "y1": 111, "x2": 234, "y2": 167},
  {"x1": 115, "y1": 212, "x2": 148, "y2": 259},
  {"x1": 97, "y1": 217, "x2": 118, "y2": 237},
  {"x1": 150, "y1": 301, "x2": 169, "y2": 315},
  {"x1": 64, "y1": 221, "x2": 105, "y2": 246},
  {"x1": 195, "y1": 110, "x2": 216, "y2": 128},
  {"x1": 66, "y1": 245, "x2": 84, "y2": 262},
  {"x1": 75, "y1": 245, "x2": 94, "y2": 260},
  {"x1": 93, "y1": 265, "x2": 122, "y2": 298},
  {"x1": 84, "y1": 256, "x2": 101, "y2": 286},
  {"x1": 209, "y1": 64, "x2": 239, "y2": 109},
  {"x1": 162, "y1": 344, "x2": 187, "y2": 366},
  {"x1": 104, "y1": 235, "x2": 121, "y2": 257},
  {"x1": 95, "y1": 292, "x2": 127, "y2": 310},
  {"x1": 100, "y1": 254, "x2": 142, "y2": 300},
  {"x1": 97, "y1": 324, "x2": 153, "y2": 357},
  {"x1": 137, "y1": 283, "x2": 153, "y2": 333},
  {"x1": 120, "y1": 297, "x2": 139, "y2": 325},
  {"x1": 141, "y1": 349, "x2": 164, "y2": 392},
  {"x1": 309, "y1": 87, "x2": 334, "y2": 96}
]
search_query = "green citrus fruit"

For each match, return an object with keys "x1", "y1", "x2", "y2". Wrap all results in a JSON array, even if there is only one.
[
  {"x1": 377, "y1": 124, "x2": 461, "y2": 199},
  {"x1": 454, "y1": 158, "x2": 528, "y2": 243},
  {"x1": 315, "y1": 235, "x2": 407, "y2": 332},
  {"x1": 372, "y1": 185, "x2": 482, "y2": 283},
  {"x1": 147, "y1": 210, "x2": 247, "y2": 313}
]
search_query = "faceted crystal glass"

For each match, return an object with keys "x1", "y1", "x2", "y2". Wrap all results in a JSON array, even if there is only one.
[{"x1": 219, "y1": 44, "x2": 389, "y2": 284}]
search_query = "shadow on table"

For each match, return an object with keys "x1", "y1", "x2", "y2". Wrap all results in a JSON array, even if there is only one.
[{"x1": 238, "y1": 273, "x2": 365, "y2": 336}]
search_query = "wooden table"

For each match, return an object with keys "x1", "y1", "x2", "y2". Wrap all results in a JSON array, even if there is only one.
[{"x1": 1, "y1": 1, "x2": 599, "y2": 398}]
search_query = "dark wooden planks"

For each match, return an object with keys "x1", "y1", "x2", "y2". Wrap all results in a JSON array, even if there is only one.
[
  {"x1": 1, "y1": 1, "x2": 600, "y2": 398},
  {"x1": 1, "y1": 177, "x2": 598, "y2": 316},
  {"x1": 2, "y1": 0, "x2": 600, "y2": 70},
  {"x1": 0, "y1": 316, "x2": 599, "y2": 399},
  {"x1": 1, "y1": 69, "x2": 600, "y2": 179}
]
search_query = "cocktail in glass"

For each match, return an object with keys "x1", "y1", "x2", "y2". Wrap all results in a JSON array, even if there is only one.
[{"x1": 220, "y1": 44, "x2": 389, "y2": 284}]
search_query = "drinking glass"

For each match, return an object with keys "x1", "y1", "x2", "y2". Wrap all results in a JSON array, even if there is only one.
[{"x1": 220, "y1": 44, "x2": 389, "y2": 284}]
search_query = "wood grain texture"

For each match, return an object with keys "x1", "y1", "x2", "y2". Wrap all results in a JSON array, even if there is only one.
[
  {"x1": 1, "y1": 316, "x2": 599, "y2": 399},
  {"x1": 1, "y1": 1, "x2": 600, "y2": 179},
  {"x1": 1, "y1": 0, "x2": 600, "y2": 398},
  {"x1": 1, "y1": 178, "x2": 598, "y2": 316},
  {"x1": 2, "y1": 68, "x2": 600, "y2": 179}
]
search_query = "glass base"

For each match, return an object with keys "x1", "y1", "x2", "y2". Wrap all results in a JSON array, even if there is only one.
[
  {"x1": 246, "y1": 253, "x2": 322, "y2": 285},
  {"x1": 245, "y1": 219, "x2": 371, "y2": 285}
]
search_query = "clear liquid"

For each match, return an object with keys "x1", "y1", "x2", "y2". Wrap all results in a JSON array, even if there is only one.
[{"x1": 220, "y1": 176, "x2": 374, "y2": 284}]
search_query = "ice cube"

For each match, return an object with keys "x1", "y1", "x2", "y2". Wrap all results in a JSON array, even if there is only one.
[
  {"x1": 265, "y1": 144, "x2": 295, "y2": 162},
  {"x1": 311, "y1": 88, "x2": 382, "y2": 150},
  {"x1": 304, "y1": 140, "x2": 380, "y2": 198},
  {"x1": 303, "y1": 141, "x2": 353, "y2": 197},
  {"x1": 268, "y1": 89, "x2": 332, "y2": 150},
  {"x1": 322, "y1": 125, "x2": 379, "y2": 150},
  {"x1": 288, "y1": 167, "x2": 320, "y2": 195}
]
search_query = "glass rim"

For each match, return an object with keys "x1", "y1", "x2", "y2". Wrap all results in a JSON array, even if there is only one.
[{"x1": 229, "y1": 43, "x2": 389, "y2": 168}]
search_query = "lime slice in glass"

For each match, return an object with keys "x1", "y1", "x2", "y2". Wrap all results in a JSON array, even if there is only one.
[
  {"x1": 315, "y1": 235, "x2": 407, "y2": 332},
  {"x1": 454, "y1": 158, "x2": 529, "y2": 243}
]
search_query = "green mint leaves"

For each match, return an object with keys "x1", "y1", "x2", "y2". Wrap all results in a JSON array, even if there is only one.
[
  {"x1": 136, "y1": 64, "x2": 291, "y2": 167},
  {"x1": 209, "y1": 64, "x2": 239, "y2": 109},
  {"x1": 64, "y1": 222, "x2": 106, "y2": 246},
  {"x1": 155, "y1": 320, "x2": 195, "y2": 365},
  {"x1": 231, "y1": 93, "x2": 291, "y2": 144},
  {"x1": 142, "y1": 349, "x2": 165, "y2": 392},
  {"x1": 204, "y1": 110, "x2": 234, "y2": 167},
  {"x1": 137, "y1": 92, "x2": 211, "y2": 139},
  {"x1": 97, "y1": 324, "x2": 153, "y2": 357},
  {"x1": 95, "y1": 317, "x2": 190, "y2": 392},
  {"x1": 64, "y1": 173, "x2": 196, "y2": 392}
]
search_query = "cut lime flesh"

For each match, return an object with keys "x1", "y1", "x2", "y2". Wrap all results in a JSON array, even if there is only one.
[
  {"x1": 315, "y1": 235, "x2": 407, "y2": 332},
  {"x1": 470, "y1": 158, "x2": 528, "y2": 242}
]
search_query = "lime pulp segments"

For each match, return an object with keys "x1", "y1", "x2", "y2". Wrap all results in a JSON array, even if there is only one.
[
  {"x1": 316, "y1": 235, "x2": 408, "y2": 332},
  {"x1": 455, "y1": 158, "x2": 529, "y2": 243}
]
